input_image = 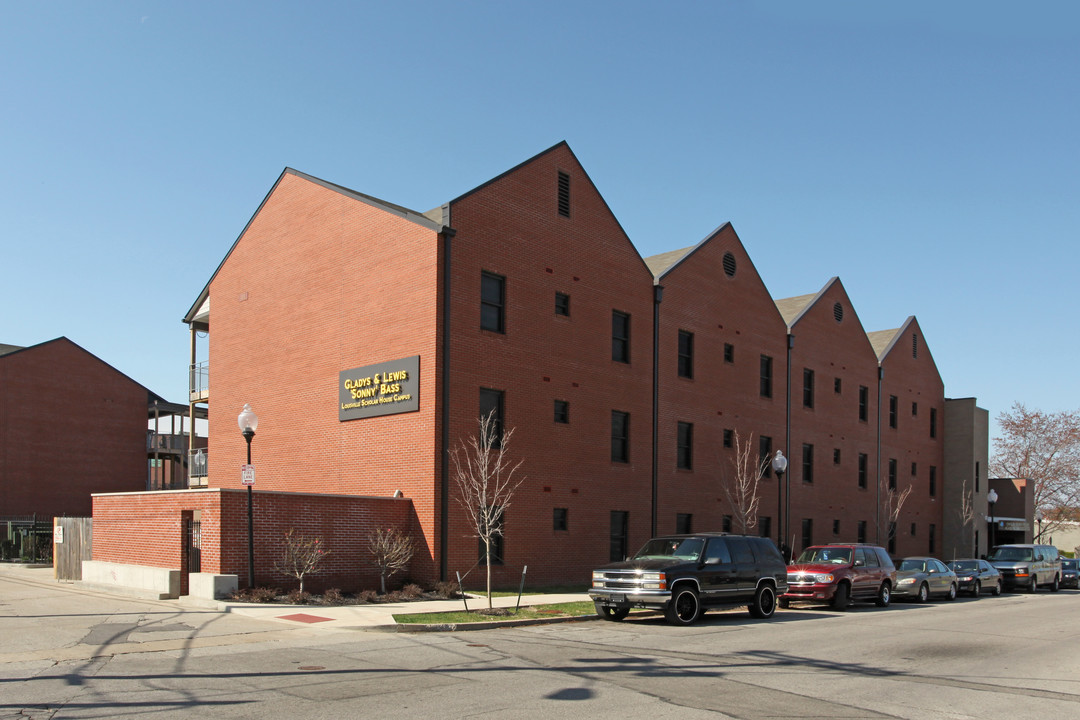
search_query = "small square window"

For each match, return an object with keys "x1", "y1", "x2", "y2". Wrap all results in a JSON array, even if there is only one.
[
  {"x1": 555, "y1": 292, "x2": 570, "y2": 317},
  {"x1": 554, "y1": 400, "x2": 569, "y2": 424},
  {"x1": 676, "y1": 513, "x2": 692, "y2": 534},
  {"x1": 723, "y1": 429, "x2": 733, "y2": 448},
  {"x1": 553, "y1": 508, "x2": 568, "y2": 531},
  {"x1": 722, "y1": 515, "x2": 732, "y2": 533}
]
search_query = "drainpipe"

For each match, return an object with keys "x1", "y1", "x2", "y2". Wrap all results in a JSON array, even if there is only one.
[
  {"x1": 784, "y1": 332, "x2": 793, "y2": 548},
  {"x1": 875, "y1": 366, "x2": 883, "y2": 545},
  {"x1": 439, "y1": 227, "x2": 455, "y2": 582},
  {"x1": 651, "y1": 285, "x2": 663, "y2": 538}
]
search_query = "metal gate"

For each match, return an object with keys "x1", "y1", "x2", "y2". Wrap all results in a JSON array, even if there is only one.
[
  {"x1": 54, "y1": 517, "x2": 93, "y2": 581},
  {"x1": 185, "y1": 518, "x2": 201, "y2": 574}
]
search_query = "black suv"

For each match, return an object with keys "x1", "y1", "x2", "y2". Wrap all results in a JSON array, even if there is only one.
[{"x1": 589, "y1": 533, "x2": 789, "y2": 626}]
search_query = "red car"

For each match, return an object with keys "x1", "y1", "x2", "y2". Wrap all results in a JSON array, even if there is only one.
[{"x1": 780, "y1": 544, "x2": 896, "y2": 611}]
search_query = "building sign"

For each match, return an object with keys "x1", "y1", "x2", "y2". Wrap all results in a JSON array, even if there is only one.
[
  {"x1": 999, "y1": 520, "x2": 1027, "y2": 532},
  {"x1": 339, "y1": 355, "x2": 420, "y2": 421}
]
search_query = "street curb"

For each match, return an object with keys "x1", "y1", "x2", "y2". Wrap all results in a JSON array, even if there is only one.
[{"x1": 392, "y1": 613, "x2": 599, "y2": 633}]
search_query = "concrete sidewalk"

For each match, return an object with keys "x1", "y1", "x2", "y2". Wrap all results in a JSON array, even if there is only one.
[{"x1": 1, "y1": 563, "x2": 595, "y2": 632}]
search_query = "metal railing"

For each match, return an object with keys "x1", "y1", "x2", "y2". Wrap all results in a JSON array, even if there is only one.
[
  {"x1": 189, "y1": 361, "x2": 209, "y2": 401},
  {"x1": 189, "y1": 448, "x2": 208, "y2": 479}
]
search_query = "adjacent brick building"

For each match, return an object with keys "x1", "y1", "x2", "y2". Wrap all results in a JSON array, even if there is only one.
[{"x1": 90, "y1": 142, "x2": 983, "y2": 596}]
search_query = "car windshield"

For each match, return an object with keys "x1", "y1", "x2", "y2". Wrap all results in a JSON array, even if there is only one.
[
  {"x1": 899, "y1": 559, "x2": 927, "y2": 572},
  {"x1": 633, "y1": 537, "x2": 705, "y2": 562},
  {"x1": 1062, "y1": 559, "x2": 1078, "y2": 570},
  {"x1": 988, "y1": 547, "x2": 1034, "y2": 562},
  {"x1": 795, "y1": 547, "x2": 852, "y2": 564},
  {"x1": 949, "y1": 561, "x2": 977, "y2": 571}
]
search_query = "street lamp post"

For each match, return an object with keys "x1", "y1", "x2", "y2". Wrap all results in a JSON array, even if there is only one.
[
  {"x1": 772, "y1": 451, "x2": 788, "y2": 559},
  {"x1": 987, "y1": 488, "x2": 998, "y2": 551},
  {"x1": 238, "y1": 404, "x2": 259, "y2": 589},
  {"x1": 1035, "y1": 510, "x2": 1043, "y2": 543}
]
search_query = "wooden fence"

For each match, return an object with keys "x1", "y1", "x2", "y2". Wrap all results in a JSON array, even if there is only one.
[{"x1": 54, "y1": 517, "x2": 93, "y2": 581}]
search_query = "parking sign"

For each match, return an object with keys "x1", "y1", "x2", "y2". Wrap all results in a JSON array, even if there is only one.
[{"x1": 241, "y1": 464, "x2": 255, "y2": 486}]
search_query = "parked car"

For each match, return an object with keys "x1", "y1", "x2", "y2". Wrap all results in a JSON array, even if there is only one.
[
  {"x1": 781, "y1": 544, "x2": 895, "y2": 611},
  {"x1": 893, "y1": 557, "x2": 958, "y2": 602},
  {"x1": 947, "y1": 558, "x2": 1002, "y2": 597},
  {"x1": 987, "y1": 544, "x2": 1062, "y2": 592},
  {"x1": 589, "y1": 533, "x2": 789, "y2": 626},
  {"x1": 1059, "y1": 558, "x2": 1079, "y2": 589}
]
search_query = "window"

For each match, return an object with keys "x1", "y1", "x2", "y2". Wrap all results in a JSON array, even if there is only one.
[
  {"x1": 479, "y1": 506, "x2": 504, "y2": 565},
  {"x1": 912, "y1": 401, "x2": 918, "y2": 417},
  {"x1": 760, "y1": 355, "x2": 773, "y2": 398},
  {"x1": 557, "y1": 170, "x2": 570, "y2": 217},
  {"x1": 888, "y1": 458, "x2": 897, "y2": 490},
  {"x1": 929, "y1": 466, "x2": 937, "y2": 497},
  {"x1": 555, "y1": 292, "x2": 570, "y2": 317},
  {"x1": 609, "y1": 511, "x2": 628, "y2": 561},
  {"x1": 858, "y1": 453, "x2": 868, "y2": 489},
  {"x1": 910, "y1": 522, "x2": 917, "y2": 537},
  {"x1": 929, "y1": 523, "x2": 936, "y2": 554},
  {"x1": 802, "y1": 444, "x2": 814, "y2": 484},
  {"x1": 858, "y1": 385, "x2": 869, "y2": 421},
  {"x1": 759, "y1": 436, "x2": 773, "y2": 477},
  {"x1": 803, "y1": 368, "x2": 815, "y2": 408},
  {"x1": 554, "y1": 399, "x2": 569, "y2": 424},
  {"x1": 889, "y1": 395, "x2": 898, "y2": 428},
  {"x1": 677, "y1": 422, "x2": 693, "y2": 470},
  {"x1": 930, "y1": 407, "x2": 938, "y2": 438},
  {"x1": 834, "y1": 377, "x2": 842, "y2": 394},
  {"x1": 553, "y1": 508, "x2": 568, "y2": 532},
  {"x1": 801, "y1": 518, "x2": 813, "y2": 551},
  {"x1": 611, "y1": 411, "x2": 629, "y2": 463},
  {"x1": 888, "y1": 521, "x2": 897, "y2": 554},
  {"x1": 975, "y1": 460, "x2": 980, "y2": 492},
  {"x1": 833, "y1": 448, "x2": 841, "y2": 465},
  {"x1": 911, "y1": 461, "x2": 917, "y2": 477},
  {"x1": 479, "y1": 388, "x2": 504, "y2": 449},
  {"x1": 722, "y1": 515, "x2": 733, "y2": 533},
  {"x1": 857, "y1": 520, "x2": 867, "y2": 544},
  {"x1": 612, "y1": 311, "x2": 630, "y2": 363},
  {"x1": 678, "y1": 330, "x2": 694, "y2": 379},
  {"x1": 724, "y1": 343, "x2": 734, "y2": 363},
  {"x1": 759, "y1": 516, "x2": 771, "y2": 539},
  {"x1": 833, "y1": 519, "x2": 841, "y2": 535},
  {"x1": 723, "y1": 429, "x2": 733, "y2": 448},
  {"x1": 480, "y1": 272, "x2": 505, "y2": 332},
  {"x1": 676, "y1": 513, "x2": 692, "y2": 534}
]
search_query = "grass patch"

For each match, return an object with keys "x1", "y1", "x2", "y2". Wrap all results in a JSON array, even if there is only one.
[{"x1": 394, "y1": 601, "x2": 596, "y2": 624}]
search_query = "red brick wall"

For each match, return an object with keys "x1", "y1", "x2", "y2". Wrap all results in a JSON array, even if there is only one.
[
  {"x1": 0, "y1": 338, "x2": 147, "y2": 517},
  {"x1": 92, "y1": 489, "x2": 416, "y2": 593},
  {"x1": 205, "y1": 171, "x2": 441, "y2": 581},
  {"x1": 444, "y1": 144, "x2": 656, "y2": 586},
  {"x1": 786, "y1": 281, "x2": 882, "y2": 553},
  {"x1": 655, "y1": 225, "x2": 789, "y2": 537}
]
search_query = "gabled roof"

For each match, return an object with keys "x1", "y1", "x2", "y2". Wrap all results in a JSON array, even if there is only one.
[
  {"x1": 183, "y1": 167, "x2": 450, "y2": 325},
  {"x1": 643, "y1": 222, "x2": 739, "y2": 283},
  {"x1": 774, "y1": 277, "x2": 841, "y2": 328},
  {"x1": 0, "y1": 343, "x2": 23, "y2": 357},
  {"x1": 867, "y1": 327, "x2": 902, "y2": 359}
]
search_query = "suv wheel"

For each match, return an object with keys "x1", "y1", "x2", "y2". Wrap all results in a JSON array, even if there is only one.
[
  {"x1": 971, "y1": 580, "x2": 981, "y2": 598},
  {"x1": 1051, "y1": 574, "x2": 1060, "y2": 592},
  {"x1": 666, "y1": 586, "x2": 701, "y2": 626},
  {"x1": 748, "y1": 584, "x2": 777, "y2": 619},
  {"x1": 595, "y1": 603, "x2": 630, "y2": 621},
  {"x1": 917, "y1": 582, "x2": 929, "y2": 603},
  {"x1": 875, "y1": 582, "x2": 891, "y2": 608},
  {"x1": 1029, "y1": 577, "x2": 1038, "y2": 593},
  {"x1": 947, "y1": 583, "x2": 957, "y2": 601},
  {"x1": 830, "y1": 582, "x2": 850, "y2": 611}
]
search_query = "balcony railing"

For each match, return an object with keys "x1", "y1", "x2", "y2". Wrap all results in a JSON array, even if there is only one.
[
  {"x1": 188, "y1": 448, "x2": 208, "y2": 480},
  {"x1": 189, "y1": 361, "x2": 209, "y2": 402}
]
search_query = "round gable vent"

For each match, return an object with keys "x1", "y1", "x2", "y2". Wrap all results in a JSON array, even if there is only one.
[
  {"x1": 722, "y1": 252, "x2": 737, "y2": 278},
  {"x1": 833, "y1": 302, "x2": 844, "y2": 323}
]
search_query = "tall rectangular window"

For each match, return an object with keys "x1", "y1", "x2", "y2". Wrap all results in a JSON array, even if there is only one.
[
  {"x1": 803, "y1": 368, "x2": 815, "y2": 408},
  {"x1": 759, "y1": 436, "x2": 773, "y2": 477},
  {"x1": 553, "y1": 508, "x2": 568, "y2": 531},
  {"x1": 801, "y1": 518, "x2": 813, "y2": 551},
  {"x1": 858, "y1": 453, "x2": 868, "y2": 489},
  {"x1": 759, "y1": 516, "x2": 771, "y2": 539},
  {"x1": 929, "y1": 523, "x2": 936, "y2": 554},
  {"x1": 677, "y1": 422, "x2": 693, "y2": 470},
  {"x1": 888, "y1": 458, "x2": 897, "y2": 490},
  {"x1": 834, "y1": 377, "x2": 842, "y2": 394},
  {"x1": 889, "y1": 395, "x2": 898, "y2": 428},
  {"x1": 723, "y1": 429, "x2": 733, "y2": 448},
  {"x1": 858, "y1": 385, "x2": 869, "y2": 421},
  {"x1": 557, "y1": 170, "x2": 570, "y2": 217},
  {"x1": 479, "y1": 388, "x2": 504, "y2": 449},
  {"x1": 479, "y1": 506, "x2": 504, "y2": 565},
  {"x1": 888, "y1": 521, "x2": 897, "y2": 554},
  {"x1": 611, "y1": 411, "x2": 630, "y2": 463},
  {"x1": 760, "y1": 355, "x2": 773, "y2": 398},
  {"x1": 676, "y1": 513, "x2": 692, "y2": 534},
  {"x1": 930, "y1": 407, "x2": 938, "y2": 438},
  {"x1": 857, "y1": 520, "x2": 867, "y2": 544},
  {"x1": 555, "y1": 292, "x2": 570, "y2": 316},
  {"x1": 480, "y1": 272, "x2": 505, "y2": 332},
  {"x1": 929, "y1": 466, "x2": 937, "y2": 497},
  {"x1": 612, "y1": 311, "x2": 630, "y2": 363},
  {"x1": 678, "y1": 330, "x2": 694, "y2": 378},
  {"x1": 554, "y1": 399, "x2": 569, "y2": 424},
  {"x1": 609, "y1": 511, "x2": 628, "y2": 562},
  {"x1": 724, "y1": 343, "x2": 734, "y2": 363},
  {"x1": 802, "y1": 443, "x2": 814, "y2": 484},
  {"x1": 722, "y1": 515, "x2": 733, "y2": 533}
]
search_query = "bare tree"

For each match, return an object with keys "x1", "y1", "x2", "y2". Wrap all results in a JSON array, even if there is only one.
[
  {"x1": 992, "y1": 403, "x2": 1080, "y2": 539},
  {"x1": 273, "y1": 528, "x2": 329, "y2": 593},
  {"x1": 954, "y1": 478, "x2": 976, "y2": 558},
  {"x1": 719, "y1": 430, "x2": 766, "y2": 534},
  {"x1": 368, "y1": 527, "x2": 414, "y2": 594},
  {"x1": 450, "y1": 410, "x2": 525, "y2": 608},
  {"x1": 879, "y1": 478, "x2": 913, "y2": 552}
]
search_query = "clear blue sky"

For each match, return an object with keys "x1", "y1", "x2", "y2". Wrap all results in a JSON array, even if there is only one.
[{"x1": 3, "y1": 2, "x2": 1078, "y2": 437}]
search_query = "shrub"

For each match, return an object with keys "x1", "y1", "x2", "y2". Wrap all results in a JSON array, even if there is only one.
[
  {"x1": 287, "y1": 589, "x2": 312, "y2": 605},
  {"x1": 433, "y1": 581, "x2": 460, "y2": 599},
  {"x1": 356, "y1": 589, "x2": 378, "y2": 604},
  {"x1": 400, "y1": 583, "x2": 424, "y2": 599},
  {"x1": 319, "y1": 588, "x2": 345, "y2": 605}
]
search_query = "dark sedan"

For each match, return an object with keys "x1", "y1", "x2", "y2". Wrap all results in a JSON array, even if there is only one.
[
  {"x1": 948, "y1": 559, "x2": 1002, "y2": 597},
  {"x1": 1060, "y1": 558, "x2": 1079, "y2": 589}
]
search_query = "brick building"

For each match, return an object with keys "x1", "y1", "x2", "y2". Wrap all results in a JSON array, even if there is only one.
[{"x1": 89, "y1": 142, "x2": 985, "y2": 597}]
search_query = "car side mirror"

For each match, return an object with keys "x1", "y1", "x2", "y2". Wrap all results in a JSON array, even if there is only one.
[{"x1": 854, "y1": 559, "x2": 864, "y2": 567}]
